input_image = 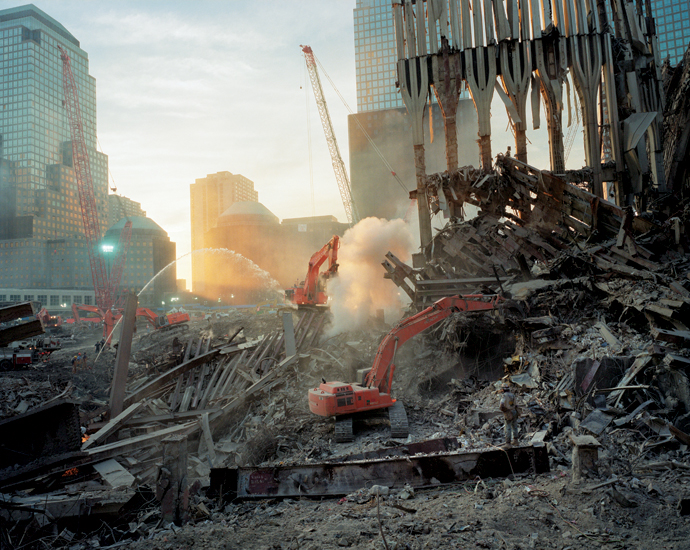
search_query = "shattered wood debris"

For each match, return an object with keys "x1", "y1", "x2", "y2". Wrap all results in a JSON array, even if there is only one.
[{"x1": 6, "y1": 112, "x2": 690, "y2": 548}]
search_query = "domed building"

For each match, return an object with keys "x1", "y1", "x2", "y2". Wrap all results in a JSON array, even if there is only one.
[{"x1": 103, "y1": 216, "x2": 176, "y2": 307}]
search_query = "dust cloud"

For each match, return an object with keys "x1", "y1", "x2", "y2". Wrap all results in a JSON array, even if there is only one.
[{"x1": 327, "y1": 217, "x2": 414, "y2": 335}]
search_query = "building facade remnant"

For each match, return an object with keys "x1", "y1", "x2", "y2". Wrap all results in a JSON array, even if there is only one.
[{"x1": 392, "y1": 0, "x2": 668, "y2": 246}]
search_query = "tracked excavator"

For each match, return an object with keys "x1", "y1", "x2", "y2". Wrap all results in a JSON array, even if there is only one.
[
  {"x1": 71, "y1": 304, "x2": 189, "y2": 344},
  {"x1": 285, "y1": 235, "x2": 339, "y2": 307},
  {"x1": 309, "y1": 294, "x2": 502, "y2": 442}
]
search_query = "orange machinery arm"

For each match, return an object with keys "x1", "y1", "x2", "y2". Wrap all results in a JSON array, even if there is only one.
[
  {"x1": 364, "y1": 294, "x2": 502, "y2": 395},
  {"x1": 302, "y1": 235, "x2": 339, "y2": 303}
]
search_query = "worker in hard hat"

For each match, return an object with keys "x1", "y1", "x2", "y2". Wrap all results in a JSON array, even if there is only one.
[{"x1": 499, "y1": 382, "x2": 519, "y2": 446}]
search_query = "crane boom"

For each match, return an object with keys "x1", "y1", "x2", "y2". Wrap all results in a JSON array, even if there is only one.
[
  {"x1": 58, "y1": 45, "x2": 111, "y2": 310},
  {"x1": 301, "y1": 45, "x2": 359, "y2": 225}
]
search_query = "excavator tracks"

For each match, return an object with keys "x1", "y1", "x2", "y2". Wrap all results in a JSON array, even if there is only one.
[
  {"x1": 335, "y1": 417, "x2": 354, "y2": 443},
  {"x1": 388, "y1": 401, "x2": 409, "y2": 439}
]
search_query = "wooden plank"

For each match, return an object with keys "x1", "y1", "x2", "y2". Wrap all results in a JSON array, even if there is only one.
[
  {"x1": 213, "y1": 350, "x2": 247, "y2": 401},
  {"x1": 178, "y1": 385, "x2": 195, "y2": 413},
  {"x1": 85, "y1": 422, "x2": 197, "y2": 460},
  {"x1": 198, "y1": 412, "x2": 217, "y2": 467},
  {"x1": 110, "y1": 293, "x2": 138, "y2": 417},
  {"x1": 93, "y1": 458, "x2": 136, "y2": 488},
  {"x1": 198, "y1": 357, "x2": 227, "y2": 410},
  {"x1": 191, "y1": 364, "x2": 210, "y2": 410},
  {"x1": 607, "y1": 355, "x2": 652, "y2": 406},
  {"x1": 125, "y1": 408, "x2": 221, "y2": 426},
  {"x1": 122, "y1": 349, "x2": 220, "y2": 409},
  {"x1": 82, "y1": 401, "x2": 145, "y2": 450}
]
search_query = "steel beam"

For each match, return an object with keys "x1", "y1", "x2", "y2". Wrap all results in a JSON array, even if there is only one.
[{"x1": 209, "y1": 444, "x2": 549, "y2": 501}]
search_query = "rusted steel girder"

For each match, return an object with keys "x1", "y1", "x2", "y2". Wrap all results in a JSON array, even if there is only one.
[{"x1": 209, "y1": 444, "x2": 548, "y2": 501}]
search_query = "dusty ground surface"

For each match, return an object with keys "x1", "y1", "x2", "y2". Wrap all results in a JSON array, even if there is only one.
[{"x1": 2, "y1": 296, "x2": 690, "y2": 550}]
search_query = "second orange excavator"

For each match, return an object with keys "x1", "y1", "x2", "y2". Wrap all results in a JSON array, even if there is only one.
[
  {"x1": 285, "y1": 235, "x2": 339, "y2": 307},
  {"x1": 309, "y1": 294, "x2": 502, "y2": 441},
  {"x1": 71, "y1": 304, "x2": 189, "y2": 345}
]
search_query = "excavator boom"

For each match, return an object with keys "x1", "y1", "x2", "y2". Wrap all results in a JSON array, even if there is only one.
[
  {"x1": 365, "y1": 294, "x2": 501, "y2": 394},
  {"x1": 287, "y1": 235, "x2": 339, "y2": 306},
  {"x1": 308, "y1": 294, "x2": 502, "y2": 441}
]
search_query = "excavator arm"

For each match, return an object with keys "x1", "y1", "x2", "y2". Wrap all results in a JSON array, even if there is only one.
[
  {"x1": 364, "y1": 294, "x2": 502, "y2": 394},
  {"x1": 290, "y1": 235, "x2": 340, "y2": 305}
]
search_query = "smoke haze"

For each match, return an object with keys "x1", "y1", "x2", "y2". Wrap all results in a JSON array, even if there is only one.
[{"x1": 327, "y1": 217, "x2": 414, "y2": 335}]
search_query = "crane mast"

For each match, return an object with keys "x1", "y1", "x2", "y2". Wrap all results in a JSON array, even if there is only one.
[
  {"x1": 58, "y1": 45, "x2": 112, "y2": 310},
  {"x1": 301, "y1": 45, "x2": 359, "y2": 225}
]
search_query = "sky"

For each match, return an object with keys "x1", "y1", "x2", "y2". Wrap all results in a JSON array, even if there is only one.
[
  {"x1": 32, "y1": 0, "x2": 360, "y2": 288},
  {"x1": 30, "y1": 1, "x2": 586, "y2": 289}
]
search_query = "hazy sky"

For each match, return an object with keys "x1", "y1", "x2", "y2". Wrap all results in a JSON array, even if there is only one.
[
  {"x1": 33, "y1": 1, "x2": 585, "y2": 288},
  {"x1": 33, "y1": 0, "x2": 359, "y2": 286}
]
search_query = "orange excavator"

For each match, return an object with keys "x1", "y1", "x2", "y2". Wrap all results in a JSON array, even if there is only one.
[
  {"x1": 36, "y1": 307, "x2": 63, "y2": 329},
  {"x1": 135, "y1": 308, "x2": 190, "y2": 331},
  {"x1": 71, "y1": 304, "x2": 189, "y2": 345},
  {"x1": 285, "y1": 235, "x2": 339, "y2": 307},
  {"x1": 309, "y1": 294, "x2": 502, "y2": 441}
]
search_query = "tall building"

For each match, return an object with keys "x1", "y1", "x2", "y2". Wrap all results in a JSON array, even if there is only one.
[
  {"x1": 190, "y1": 171, "x2": 258, "y2": 293},
  {"x1": 102, "y1": 216, "x2": 176, "y2": 307},
  {"x1": 349, "y1": 0, "x2": 478, "y2": 220},
  {"x1": 353, "y1": 0, "x2": 403, "y2": 112},
  {"x1": 649, "y1": 0, "x2": 690, "y2": 65},
  {"x1": 0, "y1": 5, "x2": 109, "y2": 297},
  {"x1": 202, "y1": 203, "x2": 349, "y2": 304},
  {"x1": 108, "y1": 194, "x2": 146, "y2": 227}
]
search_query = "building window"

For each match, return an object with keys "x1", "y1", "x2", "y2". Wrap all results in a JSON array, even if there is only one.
[
  {"x1": 0, "y1": 295, "x2": 6, "y2": 302},
  {"x1": 61, "y1": 296, "x2": 71, "y2": 305},
  {"x1": 24, "y1": 295, "x2": 34, "y2": 301},
  {"x1": 10, "y1": 294, "x2": 21, "y2": 302},
  {"x1": 73, "y1": 296, "x2": 82, "y2": 304},
  {"x1": 37, "y1": 295, "x2": 47, "y2": 306},
  {"x1": 50, "y1": 295, "x2": 60, "y2": 306},
  {"x1": 84, "y1": 295, "x2": 92, "y2": 305}
]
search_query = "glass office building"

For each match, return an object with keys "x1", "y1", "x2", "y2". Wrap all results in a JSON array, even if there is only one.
[
  {"x1": 353, "y1": 0, "x2": 404, "y2": 112},
  {"x1": 650, "y1": 0, "x2": 690, "y2": 65},
  {"x1": 0, "y1": 4, "x2": 109, "y2": 294}
]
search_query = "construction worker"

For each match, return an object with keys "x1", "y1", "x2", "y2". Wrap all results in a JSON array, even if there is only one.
[
  {"x1": 499, "y1": 382, "x2": 520, "y2": 446},
  {"x1": 72, "y1": 352, "x2": 81, "y2": 374}
]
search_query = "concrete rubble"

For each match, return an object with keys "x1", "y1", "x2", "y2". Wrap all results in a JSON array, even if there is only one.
[
  {"x1": 3, "y1": 178, "x2": 690, "y2": 549},
  {"x1": 3, "y1": 43, "x2": 690, "y2": 550}
]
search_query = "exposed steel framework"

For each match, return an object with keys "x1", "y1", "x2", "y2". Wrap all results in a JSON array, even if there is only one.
[
  {"x1": 58, "y1": 45, "x2": 111, "y2": 310},
  {"x1": 301, "y1": 45, "x2": 359, "y2": 226}
]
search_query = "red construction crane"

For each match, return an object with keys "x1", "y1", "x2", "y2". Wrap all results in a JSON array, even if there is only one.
[
  {"x1": 301, "y1": 45, "x2": 359, "y2": 226},
  {"x1": 58, "y1": 45, "x2": 112, "y2": 310}
]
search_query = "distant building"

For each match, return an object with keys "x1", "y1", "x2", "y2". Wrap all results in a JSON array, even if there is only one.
[
  {"x1": 0, "y1": 5, "x2": 109, "y2": 293},
  {"x1": 201, "y1": 202, "x2": 348, "y2": 304},
  {"x1": 109, "y1": 194, "x2": 146, "y2": 227},
  {"x1": 650, "y1": 0, "x2": 690, "y2": 65},
  {"x1": 190, "y1": 172, "x2": 258, "y2": 293},
  {"x1": 102, "y1": 216, "x2": 176, "y2": 307},
  {"x1": 349, "y1": 0, "x2": 478, "y2": 220}
]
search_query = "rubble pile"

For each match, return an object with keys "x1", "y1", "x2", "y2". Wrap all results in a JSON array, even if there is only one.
[{"x1": 6, "y1": 107, "x2": 690, "y2": 550}]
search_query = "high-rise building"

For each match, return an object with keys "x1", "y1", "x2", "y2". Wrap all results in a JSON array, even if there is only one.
[
  {"x1": 353, "y1": 0, "x2": 404, "y2": 112},
  {"x1": 649, "y1": 0, "x2": 690, "y2": 65},
  {"x1": 349, "y1": 0, "x2": 478, "y2": 221},
  {"x1": 102, "y1": 216, "x2": 176, "y2": 307},
  {"x1": 0, "y1": 5, "x2": 109, "y2": 297},
  {"x1": 108, "y1": 194, "x2": 146, "y2": 227},
  {"x1": 190, "y1": 171, "x2": 258, "y2": 293}
]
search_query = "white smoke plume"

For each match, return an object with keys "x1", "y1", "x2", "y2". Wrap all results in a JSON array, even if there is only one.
[{"x1": 327, "y1": 217, "x2": 414, "y2": 335}]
